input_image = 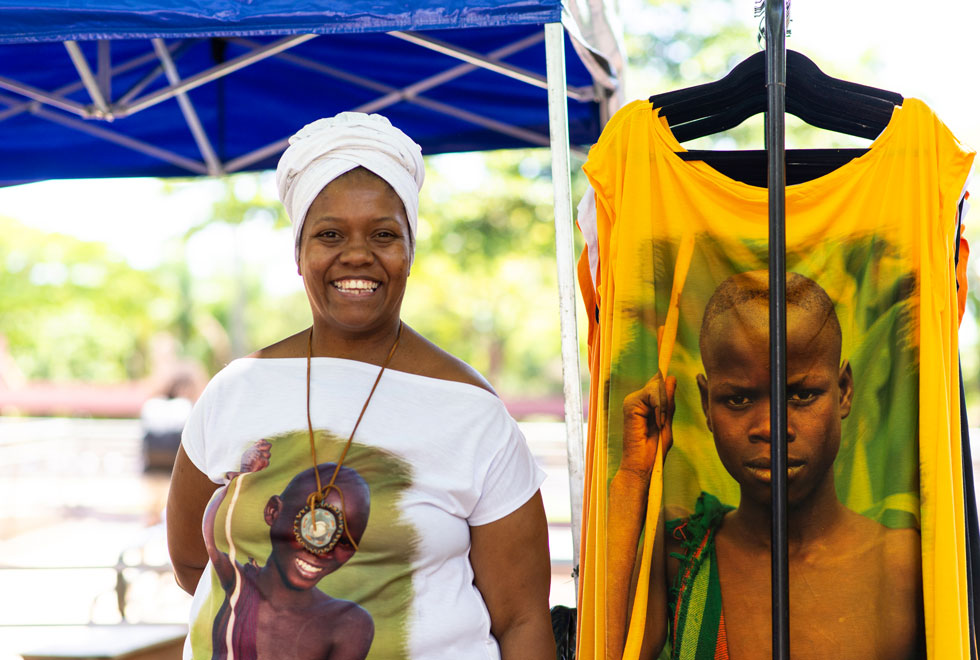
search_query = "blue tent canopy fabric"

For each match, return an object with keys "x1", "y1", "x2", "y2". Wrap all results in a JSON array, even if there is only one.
[
  {"x1": 0, "y1": 1, "x2": 563, "y2": 43},
  {"x1": 0, "y1": 0, "x2": 615, "y2": 185}
]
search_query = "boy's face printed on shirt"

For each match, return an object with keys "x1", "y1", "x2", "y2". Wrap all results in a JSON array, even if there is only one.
[
  {"x1": 696, "y1": 299, "x2": 854, "y2": 508},
  {"x1": 264, "y1": 472, "x2": 368, "y2": 591}
]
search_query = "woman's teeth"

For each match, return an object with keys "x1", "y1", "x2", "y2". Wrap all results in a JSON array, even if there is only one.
[{"x1": 333, "y1": 279, "x2": 378, "y2": 292}]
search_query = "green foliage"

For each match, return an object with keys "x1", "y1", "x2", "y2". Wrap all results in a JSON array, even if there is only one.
[
  {"x1": 184, "y1": 174, "x2": 289, "y2": 238},
  {"x1": 0, "y1": 172, "x2": 303, "y2": 383},
  {"x1": 0, "y1": 216, "x2": 165, "y2": 381},
  {"x1": 419, "y1": 152, "x2": 558, "y2": 264},
  {"x1": 396, "y1": 149, "x2": 588, "y2": 396},
  {"x1": 625, "y1": 0, "x2": 756, "y2": 90},
  {"x1": 0, "y1": 158, "x2": 583, "y2": 401}
]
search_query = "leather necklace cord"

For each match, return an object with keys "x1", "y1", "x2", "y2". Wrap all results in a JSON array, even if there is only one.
[{"x1": 305, "y1": 322, "x2": 402, "y2": 549}]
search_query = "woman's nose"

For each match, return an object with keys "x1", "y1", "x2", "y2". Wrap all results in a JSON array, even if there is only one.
[{"x1": 339, "y1": 238, "x2": 373, "y2": 265}]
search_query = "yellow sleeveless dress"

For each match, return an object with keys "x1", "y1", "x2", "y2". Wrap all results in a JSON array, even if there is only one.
[{"x1": 576, "y1": 98, "x2": 975, "y2": 660}]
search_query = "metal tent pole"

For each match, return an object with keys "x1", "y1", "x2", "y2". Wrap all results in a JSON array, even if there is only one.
[
  {"x1": 544, "y1": 20, "x2": 586, "y2": 595},
  {"x1": 764, "y1": 1, "x2": 790, "y2": 659}
]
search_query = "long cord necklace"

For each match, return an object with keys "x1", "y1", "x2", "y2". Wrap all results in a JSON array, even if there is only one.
[{"x1": 293, "y1": 322, "x2": 402, "y2": 555}]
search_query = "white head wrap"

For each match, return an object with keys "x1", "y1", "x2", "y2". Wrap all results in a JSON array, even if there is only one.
[{"x1": 276, "y1": 112, "x2": 425, "y2": 264}]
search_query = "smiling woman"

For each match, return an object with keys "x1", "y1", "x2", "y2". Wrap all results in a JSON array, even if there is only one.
[
  {"x1": 165, "y1": 112, "x2": 555, "y2": 660},
  {"x1": 298, "y1": 169, "x2": 412, "y2": 341}
]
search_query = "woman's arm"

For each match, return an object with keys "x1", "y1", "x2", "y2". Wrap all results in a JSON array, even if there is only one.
[
  {"x1": 166, "y1": 445, "x2": 219, "y2": 594},
  {"x1": 469, "y1": 491, "x2": 555, "y2": 660},
  {"x1": 167, "y1": 440, "x2": 273, "y2": 593}
]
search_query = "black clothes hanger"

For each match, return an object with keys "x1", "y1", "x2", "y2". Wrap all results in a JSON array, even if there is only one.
[
  {"x1": 652, "y1": 50, "x2": 902, "y2": 142},
  {"x1": 650, "y1": 50, "x2": 904, "y2": 185}
]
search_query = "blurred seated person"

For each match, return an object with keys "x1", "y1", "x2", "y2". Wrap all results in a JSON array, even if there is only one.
[{"x1": 141, "y1": 372, "x2": 196, "y2": 472}]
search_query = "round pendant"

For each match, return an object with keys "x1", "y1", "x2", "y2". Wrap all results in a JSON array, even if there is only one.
[{"x1": 293, "y1": 502, "x2": 345, "y2": 555}]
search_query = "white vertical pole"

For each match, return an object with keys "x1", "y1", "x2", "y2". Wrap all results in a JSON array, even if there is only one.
[{"x1": 544, "y1": 21, "x2": 586, "y2": 598}]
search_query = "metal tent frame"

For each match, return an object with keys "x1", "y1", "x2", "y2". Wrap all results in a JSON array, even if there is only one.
[{"x1": 0, "y1": 28, "x2": 606, "y2": 176}]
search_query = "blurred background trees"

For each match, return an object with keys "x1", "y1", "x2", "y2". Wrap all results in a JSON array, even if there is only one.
[
  {"x1": 0, "y1": 150, "x2": 590, "y2": 401},
  {"x1": 0, "y1": 216, "x2": 167, "y2": 382},
  {"x1": 2, "y1": 0, "x2": 978, "y2": 413}
]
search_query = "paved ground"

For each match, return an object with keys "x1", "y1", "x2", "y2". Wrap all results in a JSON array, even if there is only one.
[{"x1": 0, "y1": 417, "x2": 578, "y2": 659}]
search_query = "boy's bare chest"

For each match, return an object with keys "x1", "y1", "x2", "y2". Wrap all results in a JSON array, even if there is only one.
[
  {"x1": 253, "y1": 601, "x2": 338, "y2": 659},
  {"x1": 714, "y1": 539, "x2": 919, "y2": 660}
]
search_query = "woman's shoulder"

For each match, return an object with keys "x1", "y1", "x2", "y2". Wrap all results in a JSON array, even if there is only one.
[
  {"x1": 232, "y1": 325, "x2": 497, "y2": 396},
  {"x1": 194, "y1": 336, "x2": 307, "y2": 402},
  {"x1": 394, "y1": 328, "x2": 497, "y2": 396},
  {"x1": 247, "y1": 330, "x2": 307, "y2": 359}
]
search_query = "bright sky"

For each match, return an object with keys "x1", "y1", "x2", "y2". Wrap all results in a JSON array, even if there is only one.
[
  {"x1": 789, "y1": 0, "x2": 980, "y2": 149},
  {"x1": 616, "y1": 0, "x2": 980, "y2": 147},
  {"x1": 0, "y1": 0, "x2": 978, "y2": 288}
]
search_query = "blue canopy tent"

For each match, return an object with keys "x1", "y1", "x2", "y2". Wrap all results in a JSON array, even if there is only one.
[
  {"x1": 0, "y1": 0, "x2": 621, "y2": 584},
  {"x1": 0, "y1": 1, "x2": 617, "y2": 181}
]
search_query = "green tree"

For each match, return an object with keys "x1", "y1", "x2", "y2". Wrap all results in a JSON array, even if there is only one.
[
  {"x1": 401, "y1": 150, "x2": 588, "y2": 396},
  {"x1": 179, "y1": 174, "x2": 295, "y2": 360},
  {"x1": 0, "y1": 151, "x2": 584, "y2": 402},
  {"x1": 0, "y1": 216, "x2": 166, "y2": 382}
]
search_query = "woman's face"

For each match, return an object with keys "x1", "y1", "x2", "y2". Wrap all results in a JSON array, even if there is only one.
[{"x1": 298, "y1": 170, "x2": 411, "y2": 339}]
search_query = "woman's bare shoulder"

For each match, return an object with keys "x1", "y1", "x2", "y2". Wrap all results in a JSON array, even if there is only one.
[
  {"x1": 395, "y1": 328, "x2": 497, "y2": 395},
  {"x1": 248, "y1": 330, "x2": 308, "y2": 359},
  {"x1": 245, "y1": 326, "x2": 495, "y2": 395}
]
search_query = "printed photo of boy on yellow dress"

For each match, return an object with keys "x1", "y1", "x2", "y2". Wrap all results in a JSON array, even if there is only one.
[{"x1": 604, "y1": 237, "x2": 925, "y2": 660}]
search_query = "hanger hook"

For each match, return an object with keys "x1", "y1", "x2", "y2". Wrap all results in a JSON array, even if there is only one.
[{"x1": 755, "y1": 0, "x2": 792, "y2": 50}]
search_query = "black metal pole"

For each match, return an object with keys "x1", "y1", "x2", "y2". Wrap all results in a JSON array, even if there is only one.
[{"x1": 765, "y1": 2, "x2": 790, "y2": 660}]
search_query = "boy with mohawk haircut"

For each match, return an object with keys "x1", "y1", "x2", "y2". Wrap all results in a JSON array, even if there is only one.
[{"x1": 608, "y1": 271, "x2": 924, "y2": 660}]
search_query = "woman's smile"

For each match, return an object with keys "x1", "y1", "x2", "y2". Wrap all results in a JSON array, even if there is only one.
[
  {"x1": 298, "y1": 169, "x2": 411, "y2": 338},
  {"x1": 331, "y1": 277, "x2": 381, "y2": 296}
]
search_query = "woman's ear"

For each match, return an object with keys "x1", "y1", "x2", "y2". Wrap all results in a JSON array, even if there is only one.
[{"x1": 295, "y1": 231, "x2": 304, "y2": 274}]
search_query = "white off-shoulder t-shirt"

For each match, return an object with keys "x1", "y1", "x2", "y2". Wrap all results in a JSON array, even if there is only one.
[{"x1": 180, "y1": 357, "x2": 545, "y2": 660}]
